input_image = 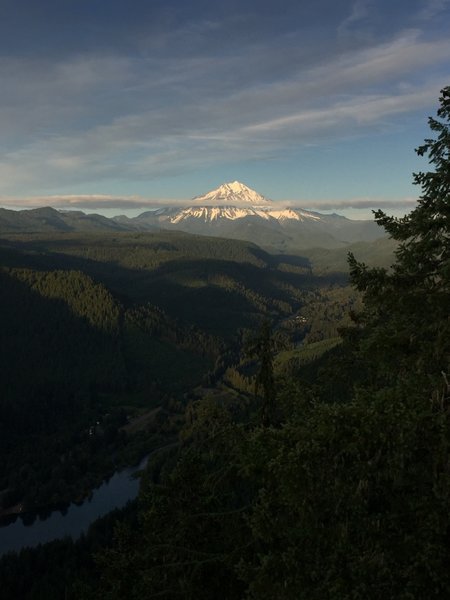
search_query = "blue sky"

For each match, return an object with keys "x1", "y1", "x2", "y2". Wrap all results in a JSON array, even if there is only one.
[{"x1": 0, "y1": 0, "x2": 449, "y2": 218}]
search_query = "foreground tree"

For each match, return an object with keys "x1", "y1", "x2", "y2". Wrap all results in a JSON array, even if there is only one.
[
  {"x1": 246, "y1": 321, "x2": 276, "y2": 426},
  {"x1": 241, "y1": 86, "x2": 450, "y2": 599},
  {"x1": 348, "y1": 86, "x2": 450, "y2": 395}
]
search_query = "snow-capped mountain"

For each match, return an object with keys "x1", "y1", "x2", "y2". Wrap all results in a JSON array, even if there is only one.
[
  {"x1": 192, "y1": 181, "x2": 272, "y2": 206},
  {"x1": 167, "y1": 204, "x2": 320, "y2": 224},
  {"x1": 0, "y1": 181, "x2": 384, "y2": 251},
  {"x1": 125, "y1": 181, "x2": 382, "y2": 250},
  {"x1": 149, "y1": 181, "x2": 322, "y2": 225}
]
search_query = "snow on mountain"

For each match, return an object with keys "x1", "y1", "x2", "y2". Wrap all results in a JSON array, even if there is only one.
[
  {"x1": 192, "y1": 181, "x2": 272, "y2": 207},
  {"x1": 127, "y1": 181, "x2": 382, "y2": 250},
  {"x1": 161, "y1": 181, "x2": 321, "y2": 225},
  {"x1": 267, "y1": 208, "x2": 320, "y2": 222},
  {"x1": 170, "y1": 206, "x2": 264, "y2": 223},
  {"x1": 168, "y1": 206, "x2": 322, "y2": 224}
]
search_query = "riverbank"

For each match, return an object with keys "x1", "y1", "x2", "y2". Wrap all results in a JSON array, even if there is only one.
[
  {"x1": 0, "y1": 439, "x2": 179, "y2": 556},
  {"x1": 0, "y1": 456, "x2": 146, "y2": 556},
  {"x1": 0, "y1": 410, "x2": 169, "y2": 522}
]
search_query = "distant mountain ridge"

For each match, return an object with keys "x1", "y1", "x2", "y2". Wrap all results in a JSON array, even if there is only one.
[
  {"x1": 0, "y1": 182, "x2": 384, "y2": 250},
  {"x1": 0, "y1": 206, "x2": 129, "y2": 234},
  {"x1": 126, "y1": 181, "x2": 383, "y2": 250}
]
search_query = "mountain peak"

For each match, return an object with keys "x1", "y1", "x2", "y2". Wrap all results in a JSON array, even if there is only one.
[{"x1": 192, "y1": 181, "x2": 272, "y2": 206}]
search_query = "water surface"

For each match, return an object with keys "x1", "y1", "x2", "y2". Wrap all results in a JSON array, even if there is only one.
[{"x1": 0, "y1": 456, "x2": 147, "y2": 556}]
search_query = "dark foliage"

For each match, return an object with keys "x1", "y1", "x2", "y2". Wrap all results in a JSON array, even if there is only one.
[{"x1": 87, "y1": 87, "x2": 450, "y2": 599}]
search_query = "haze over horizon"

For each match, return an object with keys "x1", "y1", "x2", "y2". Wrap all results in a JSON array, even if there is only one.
[{"x1": 0, "y1": 0, "x2": 449, "y2": 219}]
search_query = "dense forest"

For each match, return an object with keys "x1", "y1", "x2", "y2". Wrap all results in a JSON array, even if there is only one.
[
  {"x1": 0, "y1": 87, "x2": 448, "y2": 598},
  {"x1": 0, "y1": 221, "x2": 355, "y2": 515}
]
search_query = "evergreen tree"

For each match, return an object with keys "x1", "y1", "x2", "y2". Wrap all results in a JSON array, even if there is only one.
[
  {"x1": 246, "y1": 321, "x2": 276, "y2": 426},
  {"x1": 348, "y1": 86, "x2": 450, "y2": 395}
]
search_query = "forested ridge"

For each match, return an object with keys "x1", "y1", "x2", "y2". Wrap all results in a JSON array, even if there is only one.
[
  {"x1": 0, "y1": 88, "x2": 448, "y2": 599},
  {"x1": 0, "y1": 226, "x2": 351, "y2": 515}
]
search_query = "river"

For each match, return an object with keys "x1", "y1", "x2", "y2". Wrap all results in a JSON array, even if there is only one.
[{"x1": 0, "y1": 455, "x2": 148, "y2": 557}]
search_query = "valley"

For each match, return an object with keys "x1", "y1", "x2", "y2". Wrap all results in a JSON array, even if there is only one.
[{"x1": 0, "y1": 226, "x2": 369, "y2": 522}]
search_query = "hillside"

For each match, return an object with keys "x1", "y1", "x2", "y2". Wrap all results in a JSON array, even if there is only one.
[
  {"x1": 0, "y1": 228, "x2": 356, "y2": 515},
  {"x1": 0, "y1": 207, "x2": 130, "y2": 234},
  {"x1": 0, "y1": 231, "x2": 344, "y2": 335}
]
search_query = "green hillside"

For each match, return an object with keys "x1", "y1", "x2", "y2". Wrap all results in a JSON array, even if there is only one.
[
  {"x1": 0, "y1": 229, "x2": 340, "y2": 513},
  {"x1": 0, "y1": 231, "x2": 341, "y2": 336},
  {"x1": 299, "y1": 236, "x2": 397, "y2": 274}
]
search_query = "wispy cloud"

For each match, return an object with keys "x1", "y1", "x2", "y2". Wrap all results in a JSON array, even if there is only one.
[
  {"x1": 338, "y1": 0, "x2": 373, "y2": 38},
  {"x1": 418, "y1": 0, "x2": 450, "y2": 20},
  {"x1": 0, "y1": 194, "x2": 418, "y2": 215},
  {"x1": 292, "y1": 198, "x2": 418, "y2": 210},
  {"x1": 0, "y1": 194, "x2": 187, "y2": 210},
  {"x1": 240, "y1": 82, "x2": 443, "y2": 140},
  {"x1": 0, "y1": 3, "x2": 448, "y2": 198}
]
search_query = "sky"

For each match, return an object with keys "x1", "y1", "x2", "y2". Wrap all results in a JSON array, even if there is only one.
[{"x1": 0, "y1": 0, "x2": 449, "y2": 219}]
